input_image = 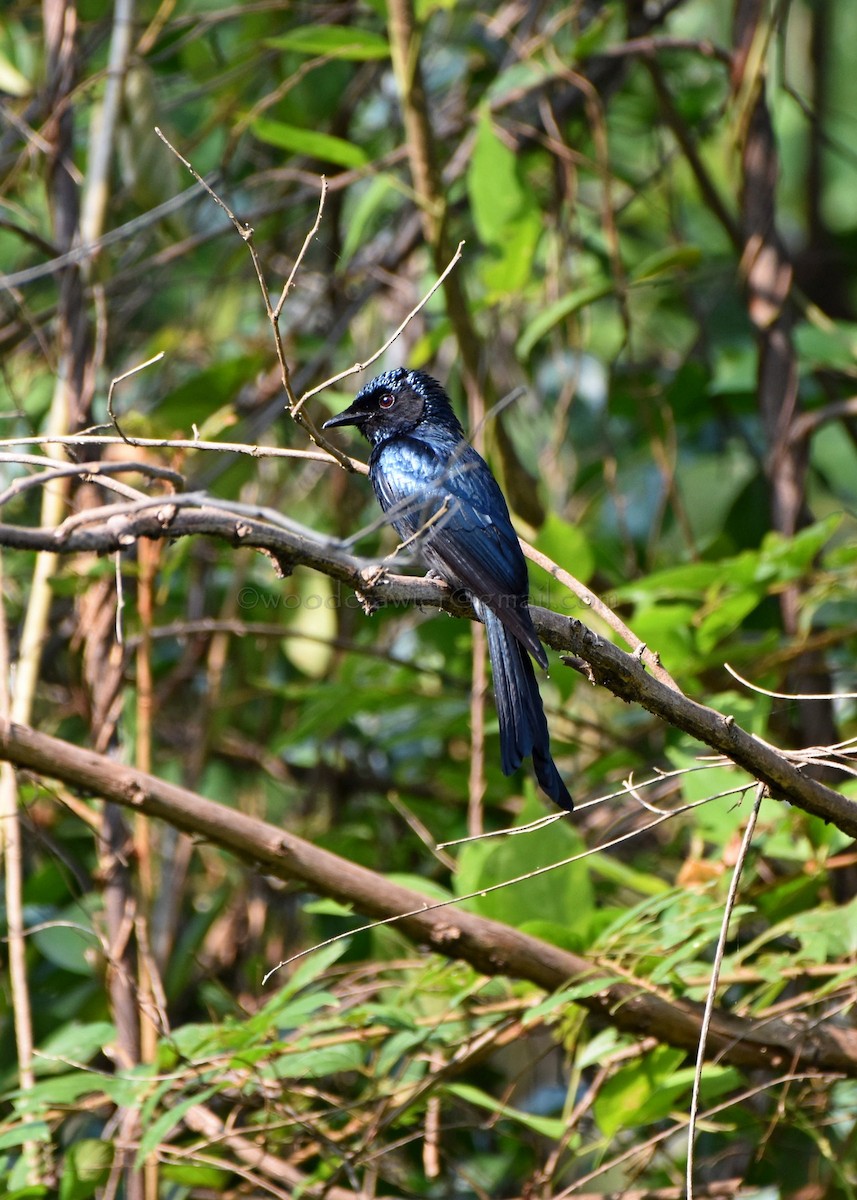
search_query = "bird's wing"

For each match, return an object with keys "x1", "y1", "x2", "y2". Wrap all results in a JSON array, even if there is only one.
[{"x1": 371, "y1": 438, "x2": 545, "y2": 662}]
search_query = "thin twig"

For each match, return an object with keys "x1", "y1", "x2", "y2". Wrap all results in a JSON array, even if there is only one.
[
  {"x1": 273, "y1": 177, "x2": 328, "y2": 320},
  {"x1": 114, "y1": 552, "x2": 125, "y2": 645},
  {"x1": 3, "y1": 720, "x2": 857, "y2": 1075},
  {"x1": 154, "y1": 126, "x2": 252, "y2": 240},
  {"x1": 106, "y1": 351, "x2": 165, "y2": 444},
  {"x1": 153, "y1": 128, "x2": 357, "y2": 467},
  {"x1": 686, "y1": 783, "x2": 764, "y2": 1200},
  {"x1": 0, "y1": 432, "x2": 361, "y2": 470},
  {"x1": 521, "y1": 539, "x2": 682, "y2": 692},
  {"x1": 264, "y1": 792, "x2": 717, "y2": 984},
  {"x1": 0, "y1": 454, "x2": 183, "y2": 508},
  {"x1": 294, "y1": 240, "x2": 466, "y2": 413},
  {"x1": 789, "y1": 395, "x2": 857, "y2": 444},
  {"x1": 725, "y1": 661, "x2": 857, "y2": 700}
]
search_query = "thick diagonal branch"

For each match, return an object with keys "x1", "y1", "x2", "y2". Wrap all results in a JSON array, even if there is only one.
[
  {"x1": 0, "y1": 502, "x2": 855, "y2": 835},
  {"x1": 2, "y1": 719, "x2": 857, "y2": 1076}
]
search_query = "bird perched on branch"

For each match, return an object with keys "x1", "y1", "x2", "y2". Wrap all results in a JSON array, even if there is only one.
[{"x1": 323, "y1": 367, "x2": 573, "y2": 811}]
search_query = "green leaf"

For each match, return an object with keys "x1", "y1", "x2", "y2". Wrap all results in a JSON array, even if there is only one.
[
  {"x1": 532, "y1": 512, "x2": 596, "y2": 591},
  {"x1": 523, "y1": 980, "x2": 619, "y2": 1024},
  {"x1": 576, "y1": 1028, "x2": 625, "y2": 1070},
  {"x1": 668, "y1": 746, "x2": 756, "y2": 845},
  {"x1": 247, "y1": 990, "x2": 338, "y2": 1037},
  {"x1": 341, "y1": 174, "x2": 399, "y2": 263},
  {"x1": 151, "y1": 354, "x2": 265, "y2": 433},
  {"x1": 481, "y1": 212, "x2": 542, "y2": 296},
  {"x1": 571, "y1": 6, "x2": 617, "y2": 59},
  {"x1": 99, "y1": 1068, "x2": 154, "y2": 1110},
  {"x1": 788, "y1": 896, "x2": 857, "y2": 959},
  {"x1": 795, "y1": 320, "x2": 857, "y2": 370},
  {"x1": 454, "y1": 797, "x2": 594, "y2": 934},
  {"x1": 0, "y1": 1122, "x2": 52, "y2": 1151},
  {"x1": 166, "y1": 1022, "x2": 225, "y2": 1061},
  {"x1": 517, "y1": 281, "x2": 614, "y2": 358},
  {"x1": 251, "y1": 118, "x2": 369, "y2": 168},
  {"x1": 9, "y1": 1072, "x2": 110, "y2": 1114},
  {"x1": 446, "y1": 1082, "x2": 565, "y2": 1138},
  {"x1": 385, "y1": 873, "x2": 454, "y2": 903},
  {"x1": 759, "y1": 513, "x2": 842, "y2": 576},
  {"x1": 161, "y1": 1163, "x2": 233, "y2": 1188},
  {"x1": 484, "y1": 61, "x2": 553, "y2": 105},
  {"x1": 31, "y1": 905, "x2": 100, "y2": 976},
  {"x1": 631, "y1": 244, "x2": 702, "y2": 282},
  {"x1": 59, "y1": 1140, "x2": 113, "y2": 1200},
  {"x1": 696, "y1": 586, "x2": 763, "y2": 654},
  {"x1": 268, "y1": 26, "x2": 389, "y2": 61},
  {"x1": 375, "y1": 1028, "x2": 432, "y2": 1077},
  {"x1": 135, "y1": 1085, "x2": 220, "y2": 1166},
  {"x1": 616, "y1": 561, "x2": 726, "y2": 603},
  {"x1": 468, "y1": 112, "x2": 523, "y2": 246},
  {"x1": 593, "y1": 1046, "x2": 685, "y2": 1136},
  {"x1": 467, "y1": 110, "x2": 542, "y2": 295},
  {"x1": 415, "y1": 0, "x2": 460, "y2": 16},
  {"x1": 0, "y1": 51, "x2": 30, "y2": 96},
  {"x1": 34, "y1": 1022, "x2": 116, "y2": 1076},
  {"x1": 302, "y1": 897, "x2": 354, "y2": 916},
  {"x1": 588, "y1": 853, "x2": 671, "y2": 897},
  {"x1": 262, "y1": 1041, "x2": 365, "y2": 1080}
]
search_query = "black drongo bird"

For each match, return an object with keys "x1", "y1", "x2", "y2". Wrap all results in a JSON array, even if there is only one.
[{"x1": 323, "y1": 367, "x2": 573, "y2": 811}]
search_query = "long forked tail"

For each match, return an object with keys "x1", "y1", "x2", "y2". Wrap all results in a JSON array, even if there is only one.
[{"x1": 476, "y1": 604, "x2": 573, "y2": 811}]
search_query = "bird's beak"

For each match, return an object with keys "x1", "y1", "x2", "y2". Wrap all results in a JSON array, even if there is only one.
[{"x1": 322, "y1": 403, "x2": 362, "y2": 430}]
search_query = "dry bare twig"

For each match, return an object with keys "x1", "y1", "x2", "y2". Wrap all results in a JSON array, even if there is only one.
[{"x1": 686, "y1": 783, "x2": 765, "y2": 1200}]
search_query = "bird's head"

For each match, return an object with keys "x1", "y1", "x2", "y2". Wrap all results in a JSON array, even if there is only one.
[{"x1": 323, "y1": 367, "x2": 463, "y2": 446}]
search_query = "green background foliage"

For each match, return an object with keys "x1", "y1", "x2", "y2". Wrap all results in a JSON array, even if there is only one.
[{"x1": 2, "y1": 0, "x2": 857, "y2": 1195}]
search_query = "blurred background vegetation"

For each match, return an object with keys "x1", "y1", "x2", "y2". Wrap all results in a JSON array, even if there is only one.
[{"x1": 2, "y1": 0, "x2": 857, "y2": 1196}]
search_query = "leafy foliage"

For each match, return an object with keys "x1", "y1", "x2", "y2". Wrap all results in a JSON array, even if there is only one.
[{"x1": 2, "y1": 0, "x2": 857, "y2": 1196}]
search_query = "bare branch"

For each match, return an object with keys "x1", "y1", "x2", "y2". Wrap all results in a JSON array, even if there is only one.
[
  {"x1": 106, "y1": 351, "x2": 165, "y2": 444},
  {"x1": 0, "y1": 433, "x2": 363, "y2": 472},
  {"x1": 3, "y1": 720, "x2": 857, "y2": 1076},
  {"x1": 0, "y1": 501, "x2": 854, "y2": 836},
  {"x1": 726, "y1": 661, "x2": 857, "y2": 701},
  {"x1": 789, "y1": 395, "x2": 857, "y2": 444},
  {"x1": 521, "y1": 538, "x2": 681, "y2": 692},
  {"x1": 273, "y1": 177, "x2": 327, "y2": 321},
  {"x1": 153, "y1": 127, "x2": 354, "y2": 468},
  {"x1": 687, "y1": 784, "x2": 764, "y2": 1200},
  {"x1": 0, "y1": 454, "x2": 183, "y2": 508}
]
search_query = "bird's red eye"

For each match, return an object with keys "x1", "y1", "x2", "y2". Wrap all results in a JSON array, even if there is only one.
[{"x1": 378, "y1": 393, "x2": 396, "y2": 409}]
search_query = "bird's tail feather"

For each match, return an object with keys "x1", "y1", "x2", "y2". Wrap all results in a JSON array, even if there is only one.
[{"x1": 477, "y1": 605, "x2": 573, "y2": 811}]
